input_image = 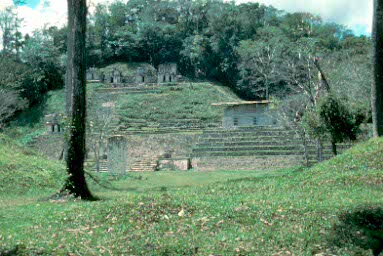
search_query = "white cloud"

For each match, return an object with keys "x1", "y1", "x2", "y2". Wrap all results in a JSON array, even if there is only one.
[
  {"x1": 0, "y1": 0, "x2": 13, "y2": 10},
  {"x1": 240, "y1": 0, "x2": 373, "y2": 34},
  {"x1": 1, "y1": 0, "x2": 111, "y2": 37}
]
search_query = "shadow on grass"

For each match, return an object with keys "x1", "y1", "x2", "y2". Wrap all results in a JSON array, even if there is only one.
[
  {"x1": 0, "y1": 247, "x2": 19, "y2": 256},
  {"x1": 329, "y1": 205, "x2": 383, "y2": 256},
  {"x1": 0, "y1": 244, "x2": 45, "y2": 256}
]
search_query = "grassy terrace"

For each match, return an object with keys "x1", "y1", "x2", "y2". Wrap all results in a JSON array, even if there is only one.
[
  {"x1": 10, "y1": 81, "x2": 240, "y2": 139},
  {"x1": 1, "y1": 133, "x2": 383, "y2": 255},
  {"x1": 115, "y1": 82, "x2": 240, "y2": 129}
]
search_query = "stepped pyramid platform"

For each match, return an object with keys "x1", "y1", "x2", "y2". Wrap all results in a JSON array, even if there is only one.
[{"x1": 191, "y1": 126, "x2": 352, "y2": 171}]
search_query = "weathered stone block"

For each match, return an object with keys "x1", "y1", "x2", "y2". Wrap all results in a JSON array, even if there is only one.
[
  {"x1": 107, "y1": 135, "x2": 128, "y2": 173},
  {"x1": 158, "y1": 158, "x2": 191, "y2": 171}
]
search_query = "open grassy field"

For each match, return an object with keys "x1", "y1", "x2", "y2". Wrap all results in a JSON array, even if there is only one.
[{"x1": 1, "y1": 133, "x2": 383, "y2": 255}]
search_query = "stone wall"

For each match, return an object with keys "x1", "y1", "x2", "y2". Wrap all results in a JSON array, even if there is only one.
[
  {"x1": 89, "y1": 64, "x2": 159, "y2": 85},
  {"x1": 158, "y1": 158, "x2": 191, "y2": 171},
  {"x1": 192, "y1": 155, "x2": 302, "y2": 171},
  {"x1": 87, "y1": 63, "x2": 183, "y2": 85},
  {"x1": 126, "y1": 133, "x2": 200, "y2": 168},
  {"x1": 86, "y1": 68, "x2": 102, "y2": 81},
  {"x1": 223, "y1": 104, "x2": 274, "y2": 129},
  {"x1": 108, "y1": 135, "x2": 129, "y2": 173},
  {"x1": 157, "y1": 63, "x2": 178, "y2": 83},
  {"x1": 31, "y1": 126, "x2": 356, "y2": 172},
  {"x1": 136, "y1": 66, "x2": 157, "y2": 84}
]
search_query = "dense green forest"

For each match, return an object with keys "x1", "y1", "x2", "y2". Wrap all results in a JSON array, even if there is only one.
[{"x1": 0, "y1": 0, "x2": 372, "y2": 130}]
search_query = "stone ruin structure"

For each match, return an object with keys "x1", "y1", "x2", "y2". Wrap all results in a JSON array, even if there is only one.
[
  {"x1": 86, "y1": 67, "x2": 102, "y2": 81},
  {"x1": 100, "y1": 68, "x2": 123, "y2": 84},
  {"x1": 86, "y1": 63, "x2": 179, "y2": 85},
  {"x1": 135, "y1": 66, "x2": 157, "y2": 84},
  {"x1": 107, "y1": 135, "x2": 128, "y2": 174},
  {"x1": 157, "y1": 63, "x2": 178, "y2": 83},
  {"x1": 45, "y1": 114, "x2": 63, "y2": 133},
  {"x1": 212, "y1": 101, "x2": 275, "y2": 129}
]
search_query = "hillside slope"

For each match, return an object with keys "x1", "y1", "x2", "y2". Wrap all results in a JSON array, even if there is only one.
[
  {"x1": 115, "y1": 82, "x2": 241, "y2": 129},
  {"x1": 9, "y1": 81, "x2": 241, "y2": 141},
  {"x1": 0, "y1": 134, "x2": 65, "y2": 194}
]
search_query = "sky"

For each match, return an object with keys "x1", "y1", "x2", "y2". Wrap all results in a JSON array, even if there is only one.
[
  {"x1": 0, "y1": 0, "x2": 373, "y2": 38},
  {"x1": 248, "y1": 0, "x2": 373, "y2": 36}
]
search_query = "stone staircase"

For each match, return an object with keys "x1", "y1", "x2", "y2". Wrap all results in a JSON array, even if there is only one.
[
  {"x1": 96, "y1": 86, "x2": 161, "y2": 95},
  {"x1": 112, "y1": 119, "x2": 221, "y2": 135},
  {"x1": 85, "y1": 160, "x2": 108, "y2": 172},
  {"x1": 191, "y1": 126, "x2": 352, "y2": 171},
  {"x1": 129, "y1": 157, "x2": 159, "y2": 172}
]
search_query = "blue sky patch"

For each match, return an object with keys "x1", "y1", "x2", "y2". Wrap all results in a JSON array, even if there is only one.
[
  {"x1": 14, "y1": 0, "x2": 40, "y2": 8},
  {"x1": 351, "y1": 24, "x2": 371, "y2": 36}
]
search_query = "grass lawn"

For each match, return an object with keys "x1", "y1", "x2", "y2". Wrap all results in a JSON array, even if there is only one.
[
  {"x1": 1, "y1": 136, "x2": 383, "y2": 255},
  {"x1": 116, "y1": 82, "x2": 240, "y2": 126}
]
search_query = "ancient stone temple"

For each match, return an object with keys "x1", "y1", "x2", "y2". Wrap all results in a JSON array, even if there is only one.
[
  {"x1": 135, "y1": 66, "x2": 157, "y2": 84},
  {"x1": 86, "y1": 63, "x2": 183, "y2": 86},
  {"x1": 105, "y1": 69, "x2": 122, "y2": 83},
  {"x1": 45, "y1": 114, "x2": 63, "y2": 133},
  {"x1": 157, "y1": 63, "x2": 178, "y2": 83},
  {"x1": 86, "y1": 67, "x2": 102, "y2": 81},
  {"x1": 212, "y1": 101, "x2": 275, "y2": 129}
]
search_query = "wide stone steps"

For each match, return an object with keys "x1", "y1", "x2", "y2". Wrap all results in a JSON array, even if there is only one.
[
  {"x1": 129, "y1": 158, "x2": 158, "y2": 172},
  {"x1": 191, "y1": 127, "x2": 352, "y2": 170},
  {"x1": 203, "y1": 126, "x2": 292, "y2": 132},
  {"x1": 193, "y1": 142, "x2": 351, "y2": 150},
  {"x1": 195, "y1": 140, "x2": 303, "y2": 147},
  {"x1": 115, "y1": 120, "x2": 221, "y2": 131},
  {"x1": 113, "y1": 127, "x2": 203, "y2": 135},
  {"x1": 198, "y1": 136, "x2": 300, "y2": 143},
  {"x1": 85, "y1": 160, "x2": 108, "y2": 172},
  {"x1": 200, "y1": 131, "x2": 297, "y2": 138},
  {"x1": 192, "y1": 155, "x2": 303, "y2": 171},
  {"x1": 192, "y1": 150, "x2": 304, "y2": 157},
  {"x1": 193, "y1": 145, "x2": 304, "y2": 152},
  {"x1": 97, "y1": 87, "x2": 161, "y2": 95},
  {"x1": 192, "y1": 149, "x2": 348, "y2": 158}
]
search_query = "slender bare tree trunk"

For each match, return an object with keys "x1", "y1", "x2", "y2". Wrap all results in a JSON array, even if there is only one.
[
  {"x1": 300, "y1": 129, "x2": 309, "y2": 167},
  {"x1": 63, "y1": 0, "x2": 94, "y2": 199},
  {"x1": 316, "y1": 138, "x2": 324, "y2": 162},
  {"x1": 372, "y1": 0, "x2": 383, "y2": 137}
]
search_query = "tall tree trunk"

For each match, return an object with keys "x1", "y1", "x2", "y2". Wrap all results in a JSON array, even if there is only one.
[
  {"x1": 316, "y1": 138, "x2": 324, "y2": 162},
  {"x1": 96, "y1": 140, "x2": 101, "y2": 172},
  {"x1": 372, "y1": 0, "x2": 383, "y2": 137},
  {"x1": 63, "y1": 0, "x2": 94, "y2": 199},
  {"x1": 331, "y1": 140, "x2": 337, "y2": 156}
]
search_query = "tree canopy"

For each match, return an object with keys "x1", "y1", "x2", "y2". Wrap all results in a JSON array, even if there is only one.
[{"x1": 0, "y1": 0, "x2": 372, "y2": 130}]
